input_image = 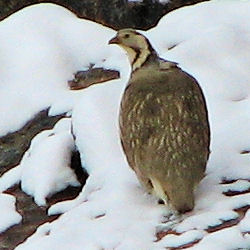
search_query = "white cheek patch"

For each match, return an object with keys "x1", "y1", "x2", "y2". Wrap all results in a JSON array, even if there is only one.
[
  {"x1": 119, "y1": 35, "x2": 151, "y2": 71},
  {"x1": 120, "y1": 45, "x2": 137, "y2": 65},
  {"x1": 132, "y1": 35, "x2": 151, "y2": 71},
  {"x1": 132, "y1": 48, "x2": 150, "y2": 71}
]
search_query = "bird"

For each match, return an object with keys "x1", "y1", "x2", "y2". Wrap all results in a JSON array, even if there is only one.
[{"x1": 109, "y1": 29, "x2": 210, "y2": 213}]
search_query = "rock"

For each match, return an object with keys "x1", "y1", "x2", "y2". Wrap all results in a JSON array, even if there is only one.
[
  {"x1": 68, "y1": 67, "x2": 120, "y2": 90},
  {"x1": 0, "y1": 0, "x2": 206, "y2": 29}
]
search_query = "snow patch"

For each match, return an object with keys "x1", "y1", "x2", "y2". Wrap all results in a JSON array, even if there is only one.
[
  {"x1": 0, "y1": 118, "x2": 80, "y2": 206},
  {"x1": 156, "y1": 230, "x2": 204, "y2": 248},
  {"x1": 0, "y1": 193, "x2": 22, "y2": 233}
]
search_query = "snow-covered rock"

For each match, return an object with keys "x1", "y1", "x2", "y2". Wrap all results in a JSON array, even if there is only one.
[
  {"x1": 1, "y1": 0, "x2": 250, "y2": 249},
  {"x1": 0, "y1": 118, "x2": 80, "y2": 206}
]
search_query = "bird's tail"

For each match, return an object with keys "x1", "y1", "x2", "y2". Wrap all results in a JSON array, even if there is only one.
[{"x1": 168, "y1": 185, "x2": 195, "y2": 213}]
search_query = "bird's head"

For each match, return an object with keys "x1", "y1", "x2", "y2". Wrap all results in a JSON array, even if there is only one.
[
  {"x1": 109, "y1": 29, "x2": 148, "y2": 50},
  {"x1": 109, "y1": 29, "x2": 155, "y2": 71}
]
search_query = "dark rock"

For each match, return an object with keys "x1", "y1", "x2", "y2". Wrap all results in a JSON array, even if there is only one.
[
  {"x1": 69, "y1": 150, "x2": 89, "y2": 185},
  {"x1": 68, "y1": 67, "x2": 120, "y2": 90},
  {"x1": 0, "y1": 184, "x2": 59, "y2": 250},
  {"x1": 0, "y1": 0, "x2": 206, "y2": 30}
]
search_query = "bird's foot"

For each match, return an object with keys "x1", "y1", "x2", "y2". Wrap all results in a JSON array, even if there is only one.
[
  {"x1": 156, "y1": 208, "x2": 182, "y2": 233},
  {"x1": 156, "y1": 214, "x2": 182, "y2": 233}
]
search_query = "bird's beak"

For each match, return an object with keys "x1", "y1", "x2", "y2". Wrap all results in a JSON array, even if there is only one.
[{"x1": 108, "y1": 36, "x2": 120, "y2": 45}]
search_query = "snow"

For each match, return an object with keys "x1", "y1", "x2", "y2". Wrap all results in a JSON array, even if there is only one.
[
  {"x1": 190, "y1": 226, "x2": 250, "y2": 250},
  {"x1": 17, "y1": 182, "x2": 164, "y2": 250},
  {"x1": 155, "y1": 230, "x2": 204, "y2": 249},
  {"x1": 1, "y1": 0, "x2": 250, "y2": 249},
  {"x1": 175, "y1": 210, "x2": 239, "y2": 232},
  {"x1": 222, "y1": 180, "x2": 250, "y2": 193},
  {"x1": 0, "y1": 193, "x2": 22, "y2": 233},
  {"x1": 0, "y1": 166, "x2": 22, "y2": 193},
  {"x1": 19, "y1": 118, "x2": 80, "y2": 206},
  {"x1": 0, "y1": 118, "x2": 80, "y2": 206},
  {"x1": 0, "y1": 3, "x2": 116, "y2": 136},
  {"x1": 240, "y1": 209, "x2": 250, "y2": 233}
]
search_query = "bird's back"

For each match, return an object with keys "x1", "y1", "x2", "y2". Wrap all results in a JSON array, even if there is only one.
[{"x1": 120, "y1": 63, "x2": 210, "y2": 212}]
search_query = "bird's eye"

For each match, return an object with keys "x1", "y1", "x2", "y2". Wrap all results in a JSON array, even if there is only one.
[{"x1": 124, "y1": 34, "x2": 130, "y2": 39}]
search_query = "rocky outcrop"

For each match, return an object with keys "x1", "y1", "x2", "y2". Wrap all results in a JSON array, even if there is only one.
[
  {"x1": 0, "y1": 0, "x2": 205, "y2": 29},
  {"x1": 68, "y1": 67, "x2": 120, "y2": 90}
]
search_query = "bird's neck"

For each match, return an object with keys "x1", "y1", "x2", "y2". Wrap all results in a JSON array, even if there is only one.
[{"x1": 121, "y1": 44, "x2": 158, "y2": 71}]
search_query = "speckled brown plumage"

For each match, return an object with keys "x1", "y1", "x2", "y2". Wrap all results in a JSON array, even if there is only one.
[{"x1": 109, "y1": 29, "x2": 210, "y2": 213}]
